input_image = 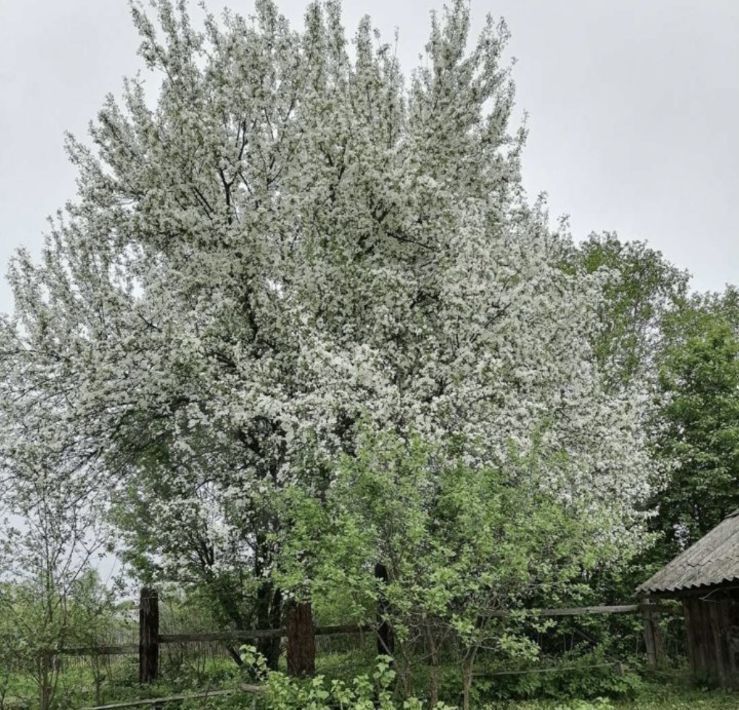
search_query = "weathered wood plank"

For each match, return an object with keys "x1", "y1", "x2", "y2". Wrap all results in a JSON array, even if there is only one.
[
  {"x1": 58, "y1": 644, "x2": 139, "y2": 656},
  {"x1": 682, "y1": 598, "x2": 697, "y2": 674},
  {"x1": 708, "y1": 599, "x2": 728, "y2": 686},
  {"x1": 81, "y1": 684, "x2": 262, "y2": 709},
  {"x1": 160, "y1": 629, "x2": 284, "y2": 643},
  {"x1": 473, "y1": 661, "x2": 626, "y2": 678},
  {"x1": 487, "y1": 604, "x2": 642, "y2": 618},
  {"x1": 640, "y1": 595, "x2": 665, "y2": 669},
  {"x1": 159, "y1": 623, "x2": 369, "y2": 644}
]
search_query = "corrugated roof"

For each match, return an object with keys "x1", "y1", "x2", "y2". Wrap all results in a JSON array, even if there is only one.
[{"x1": 637, "y1": 510, "x2": 739, "y2": 594}]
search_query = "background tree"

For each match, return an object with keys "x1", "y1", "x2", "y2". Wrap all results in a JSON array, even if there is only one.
[
  {"x1": 653, "y1": 289, "x2": 739, "y2": 550},
  {"x1": 572, "y1": 232, "x2": 688, "y2": 388}
]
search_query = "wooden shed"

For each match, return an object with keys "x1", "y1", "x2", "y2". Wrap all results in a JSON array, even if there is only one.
[{"x1": 637, "y1": 509, "x2": 739, "y2": 687}]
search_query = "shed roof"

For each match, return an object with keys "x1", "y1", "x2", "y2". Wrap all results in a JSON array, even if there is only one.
[{"x1": 637, "y1": 510, "x2": 739, "y2": 594}]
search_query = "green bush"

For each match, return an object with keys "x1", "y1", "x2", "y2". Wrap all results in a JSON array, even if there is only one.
[
  {"x1": 475, "y1": 650, "x2": 643, "y2": 704},
  {"x1": 230, "y1": 649, "x2": 456, "y2": 710}
]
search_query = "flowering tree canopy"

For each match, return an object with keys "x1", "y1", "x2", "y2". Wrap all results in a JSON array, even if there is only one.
[{"x1": 0, "y1": 0, "x2": 654, "y2": 632}]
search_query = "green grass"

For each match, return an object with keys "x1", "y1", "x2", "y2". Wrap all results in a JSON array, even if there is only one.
[
  {"x1": 1, "y1": 652, "x2": 736, "y2": 709},
  {"x1": 500, "y1": 682, "x2": 738, "y2": 709}
]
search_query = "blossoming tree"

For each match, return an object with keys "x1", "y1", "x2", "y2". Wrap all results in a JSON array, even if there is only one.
[{"x1": 0, "y1": 0, "x2": 654, "y2": 673}]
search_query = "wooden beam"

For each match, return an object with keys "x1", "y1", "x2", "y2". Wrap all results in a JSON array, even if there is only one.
[
  {"x1": 58, "y1": 645, "x2": 139, "y2": 656},
  {"x1": 640, "y1": 595, "x2": 664, "y2": 669},
  {"x1": 487, "y1": 604, "x2": 641, "y2": 618},
  {"x1": 81, "y1": 684, "x2": 262, "y2": 709},
  {"x1": 158, "y1": 623, "x2": 369, "y2": 645},
  {"x1": 474, "y1": 661, "x2": 626, "y2": 678},
  {"x1": 159, "y1": 630, "x2": 284, "y2": 643},
  {"x1": 286, "y1": 600, "x2": 316, "y2": 677}
]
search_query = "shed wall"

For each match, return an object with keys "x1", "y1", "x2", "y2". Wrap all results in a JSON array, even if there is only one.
[{"x1": 682, "y1": 590, "x2": 739, "y2": 688}]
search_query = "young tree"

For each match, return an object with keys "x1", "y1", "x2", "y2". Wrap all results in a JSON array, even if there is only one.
[
  {"x1": 0, "y1": 462, "x2": 111, "y2": 709},
  {"x1": 0, "y1": 0, "x2": 655, "y2": 671},
  {"x1": 273, "y1": 431, "x2": 624, "y2": 708}
]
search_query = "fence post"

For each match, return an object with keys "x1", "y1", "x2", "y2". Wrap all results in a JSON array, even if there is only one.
[
  {"x1": 640, "y1": 596, "x2": 664, "y2": 669},
  {"x1": 286, "y1": 600, "x2": 316, "y2": 677},
  {"x1": 139, "y1": 587, "x2": 159, "y2": 683}
]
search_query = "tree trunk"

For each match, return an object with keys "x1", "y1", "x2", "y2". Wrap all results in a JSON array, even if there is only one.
[
  {"x1": 375, "y1": 562, "x2": 395, "y2": 657},
  {"x1": 425, "y1": 621, "x2": 440, "y2": 707},
  {"x1": 224, "y1": 644, "x2": 244, "y2": 666},
  {"x1": 38, "y1": 652, "x2": 54, "y2": 710},
  {"x1": 255, "y1": 582, "x2": 282, "y2": 670},
  {"x1": 286, "y1": 600, "x2": 316, "y2": 677},
  {"x1": 462, "y1": 649, "x2": 478, "y2": 710}
]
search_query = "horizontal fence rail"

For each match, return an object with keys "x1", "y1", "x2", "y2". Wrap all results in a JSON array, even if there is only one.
[
  {"x1": 81, "y1": 684, "x2": 263, "y2": 710},
  {"x1": 56, "y1": 607, "x2": 654, "y2": 656},
  {"x1": 485, "y1": 604, "x2": 643, "y2": 618},
  {"x1": 155, "y1": 605, "x2": 652, "y2": 645},
  {"x1": 58, "y1": 644, "x2": 139, "y2": 656},
  {"x1": 158, "y1": 622, "x2": 369, "y2": 644}
]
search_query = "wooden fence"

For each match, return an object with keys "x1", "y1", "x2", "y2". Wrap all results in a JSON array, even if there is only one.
[
  {"x1": 55, "y1": 589, "x2": 671, "y2": 692},
  {"x1": 146, "y1": 597, "x2": 667, "y2": 683}
]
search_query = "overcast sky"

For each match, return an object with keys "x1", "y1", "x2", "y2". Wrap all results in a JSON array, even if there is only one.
[{"x1": 1, "y1": 0, "x2": 737, "y2": 316}]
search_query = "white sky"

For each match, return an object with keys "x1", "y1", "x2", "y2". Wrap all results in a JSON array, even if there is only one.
[{"x1": 1, "y1": 0, "x2": 738, "y2": 315}]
